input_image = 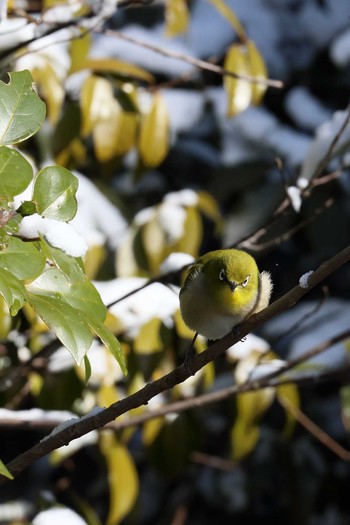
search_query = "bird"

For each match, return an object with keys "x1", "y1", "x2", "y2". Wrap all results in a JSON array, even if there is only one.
[{"x1": 179, "y1": 249, "x2": 273, "y2": 340}]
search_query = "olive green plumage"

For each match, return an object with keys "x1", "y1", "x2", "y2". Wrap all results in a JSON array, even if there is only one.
[{"x1": 179, "y1": 249, "x2": 273, "y2": 339}]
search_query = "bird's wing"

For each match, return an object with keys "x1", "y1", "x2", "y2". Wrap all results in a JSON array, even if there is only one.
[{"x1": 181, "y1": 263, "x2": 202, "y2": 292}]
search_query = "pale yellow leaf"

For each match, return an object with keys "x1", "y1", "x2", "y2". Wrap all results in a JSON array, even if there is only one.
[
  {"x1": 143, "y1": 417, "x2": 165, "y2": 446},
  {"x1": 236, "y1": 388, "x2": 275, "y2": 427},
  {"x1": 165, "y1": 0, "x2": 189, "y2": 37},
  {"x1": 231, "y1": 419, "x2": 260, "y2": 460},
  {"x1": 80, "y1": 76, "x2": 112, "y2": 137},
  {"x1": 208, "y1": 0, "x2": 246, "y2": 41},
  {"x1": 81, "y1": 58, "x2": 154, "y2": 84},
  {"x1": 246, "y1": 40, "x2": 268, "y2": 105},
  {"x1": 31, "y1": 64, "x2": 64, "y2": 124},
  {"x1": 142, "y1": 217, "x2": 166, "y2": 273},
  {"x1": 134, "y1": 317, "x2": 163, "y2": 354},
  {"x1": 175, "y1": 206, "x2": 202, "y2": 256},
  {"x1": 224, "y1": 44, "x2": 252, "y2": 117},
  {"x1": 100, "y1": 433, "x2": 139, "y2": 525},
  {"x1": 69, "y1": 30, "x2": 91, "y2": 74},
  {"x1": 93, "y1": 98, "x2": 123, "y2": 162},
  {"x1": 139, "y1": 93, "x2": 170, "y2": 167}
]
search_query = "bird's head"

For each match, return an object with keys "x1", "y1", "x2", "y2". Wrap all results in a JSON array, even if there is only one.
[{"x1": 202, "y1": 249, "x2": 259, "y2": 313}]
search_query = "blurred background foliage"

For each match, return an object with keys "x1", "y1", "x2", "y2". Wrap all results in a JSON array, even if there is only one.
[{"x1": 1, "y1": 0, "x2": 350, "y2": 524}]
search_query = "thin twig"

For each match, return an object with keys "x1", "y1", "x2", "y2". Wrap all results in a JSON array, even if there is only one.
[
  {"x1": 278, "y1": 395, "x2": 350, "y2": 461},
  {"x1": 2, "y1": 244, "x2": 350, "y2": 482},
  {"x1": 99, "y1": 27, "x2": 283, "y2": 89},
  {"x1": 312, "y1": 102, "x2": 350, "y2": 180}
]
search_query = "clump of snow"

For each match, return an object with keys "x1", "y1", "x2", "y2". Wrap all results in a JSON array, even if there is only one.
[
  {"x1": 299, "y1": 271, "x2": 314, "y2": 289},
  {"x1": 95, "y1": 278, "x2": 180, "y2": 338},
  {"x1": 71, "y1": 173, "x2": 128, "y2": 249},
  {"x1": 160, "y1": 252, "x2": 195, "y2": 274},
  {"x1": 19, "y1": 214, "x2": 88, "y2": 258},
  {"x1": 164, "y1": 189, "x2": 198, "y2": 207},
  {"x1": 285, "y1": 87, "x2": 331, "y2": 131},
  {"x1": 227, "y1": 333, "x2": 270, "y2": 361},
  {"x1": 287, "y1": 186, "x2": 302, "y2": 213},
  {"x1": 158, "y1": 202, "x2": 187, "y2": 243},
  {"x1": 330, "y1": 28, "x2": 350, "y2": 66},
  {"x1": 0, "y1": 408, "x2": 76, "y2": 422},
  {"x1": 33, "y1": 507, "x2": 88, "y2": 525},
  {"x1": 300, "y1": 109, "x2": 350, "y2": 180}
]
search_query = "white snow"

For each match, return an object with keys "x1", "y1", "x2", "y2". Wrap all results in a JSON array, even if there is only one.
[
  {"x1": 160, "y1": 252, "x2": 195, "y2": 274},
  {"x1": 330, "y1": 28, "x2": 350, "y2": 66},
  {"x1": 158, "y1": 202, "x2": 187, "y2": 243},
  {"x1": 19, "y1": 214, "x2": 88, "y2": 258},
  {"x1": 33, "y1": 507, "x2": 88, "y2": 525},
  {"x1": 0, "y1": 408, "x2": 75, "y2": 422},
  {"x1": 287, "y1": 186, "x2": 302, "y2": 213},
  {"x1": 95, "y1": 278, "x2": 180, "y2": 337},
  {"x1": 227, "y1": 333, "x2": 270, "y2": 361},
  {"x1": 299, "y1": 271, "x2": 314, "y2": 289},
  {"x1": 285, "y1": 87, "x2": 331, "y2": 131}
]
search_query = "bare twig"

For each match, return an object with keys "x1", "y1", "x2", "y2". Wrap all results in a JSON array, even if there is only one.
[
  {"x1": 99, "y1": 27, "x2": 283, "y2": 89},
  {"x1": 278, "y1": 395, "x2": 350, "y2": 461},
  {"x1": 2, "y1": 244, "x2": 350, "y2": 482}
]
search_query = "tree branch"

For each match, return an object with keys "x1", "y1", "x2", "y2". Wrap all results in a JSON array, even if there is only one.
[{"x1": 2, "y1": 243, "x2": 350, "y2": 482}]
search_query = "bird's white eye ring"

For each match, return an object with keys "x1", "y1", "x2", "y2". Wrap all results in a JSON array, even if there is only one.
[
  {"x1": 219, "y1": 269, "x2": 226, "y2": 281},
  {"x1": 241, "y1": 275, "x2": 250, "y2": 287}
]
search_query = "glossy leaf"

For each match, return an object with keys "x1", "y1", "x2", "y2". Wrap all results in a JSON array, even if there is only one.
[
  {"x1": 28, "y1": 293, "x2": 93, "y2": 364},
  {"x1": 0, "y1": 70, "x2": 46, "y2": 145},
  {"x1": 100, "y1": 433, "x2": 139, "y2": 525},
  {"x1": 34, "y1": 166, "x2": 78, "y2": 220},
  {"x1": 0, "y1": 236, "x2": 45, "y2": 280},
  {"x1": 0, "y1": 146, "x2": 33, "y2": 199},
  {"x1": 165, "y1": 0, "x2": 189, "y2": 37},
  {"x1": 28, "y1": 267, "x2": 106, "y2": 322},
  {"x1": 0, "y1": 267, "x2": 28, "y2": 315},
  {"x1": 224, "y1": 44, "x2": 252, "y2": 117},
  {"x1": 41, "y1": 240, "x2": 85, "y2": 282},
  {"x1": 139, "y1": 93, "x2": 169, "y2": 167},
  {"x1": 87, "y1": 317, "x2": 127, "y2": 375},
  {"x1": 0, "y1": 458, "x2": 13, "y2": 480}
]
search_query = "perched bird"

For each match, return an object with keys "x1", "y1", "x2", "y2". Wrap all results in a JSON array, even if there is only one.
[{"x1": 179, "y1": 249, "x2": 273, "y2": 340}]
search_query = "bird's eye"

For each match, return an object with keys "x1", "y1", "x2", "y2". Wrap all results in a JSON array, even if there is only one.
[
  {"x1": 241, "y1": 275, "x2": 250, "y2": 287},
  {"x1": 219, "y1": 269, "x2": 226, "y2": 281}
]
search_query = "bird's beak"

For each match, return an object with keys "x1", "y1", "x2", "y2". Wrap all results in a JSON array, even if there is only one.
[{"x1": 228, "y1": 280, "x2": 238, "y2": 292}]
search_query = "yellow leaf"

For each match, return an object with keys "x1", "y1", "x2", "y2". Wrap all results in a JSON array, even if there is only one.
[
  {"x1": 31, "y1": 63, "x2": 64, "y2": 124},
  {"x1": 208, "y1": 0, "x2": 246, "y2": 41},
  {"x1": 98, "y1": 385, "x2": 119, "y2": 407},
  {"x1": 81, "y1": 58, "x2": 154, "y2": 85},
  {"x1": 236, "y1": 388, "x2": 275, "y2": 426},
  {"x1": 93, "y1": 99, "x2": 124, "y2": 162},
  {"x1": 80, "y1": 76, "x2": 111, "y2": 137},
  {"x1": 175, "y1": 206, "x2": 202, "y2": 256},
  {"x1": 69, "y1": 30, "x2": 91, "y2": 74},
  {"x1": 0, "y1": 296, "x2": 11, "y2": 339},
  {"x1": 100, "y1": 432, "x2": 139, "y2": 525},
  {"x1": 143, "y1": 417, "x2": 165, "y2": 446},
  {"x1": 83, "y1": 244, "x2": 107, "y2": 280},
  {"x1": 141, "y1": 217, "x2": 166, "y2": 273},
  {"x1": 276, "y1": 383, "x2": 300, "y2": 439},
  {"x1": 134, "y1": 317, "x2": 163, "y2": 354},
  {"x1": 224, "y1": 44, "x2": 252, "y2": 117},
  {"x1": 246, "y1": 40, "x2": 268, "y2": 105},
  {"x1": 165, "y1": 0, "x2": 189, "y2": 37},
  {"x1": 139, "y1": 93, "x2": 170, "y2": 167},
  {"x1": 231, "y1": 419, "x2": 260, "y2": 460}
]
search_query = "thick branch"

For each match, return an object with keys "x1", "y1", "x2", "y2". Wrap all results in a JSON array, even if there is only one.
[{"x1": 2, "y1": 243, "x2": 350, "y2": 481}]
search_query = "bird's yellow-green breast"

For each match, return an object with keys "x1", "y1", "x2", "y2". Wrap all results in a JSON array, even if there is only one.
[{"x1": 179, "y1": 249, "x2": 272, "y2": 339}]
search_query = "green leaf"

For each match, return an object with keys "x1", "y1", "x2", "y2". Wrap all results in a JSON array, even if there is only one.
[
  {"x1": 88, "y1": 316, "x2": 127, "y2": 375},
  {"x1": 0, "y1": 236, "x2": 45, "y2": 280},
  {"x1": 84, "y1": 354, "x2": 92, "y2": 384},
  {"x1": 0, "y1": 70, "x2": 46, "y2": 145},
  {"x1": 0, "y1": 458, "x2": 13, "y2": 480},
  {"x1": 0, "y1": 267, "x2": 28, "y2": 315},
  {"x1": 28, "y1": 267, "x2": 106, "y2": 322},
  {"x1": 28, "y1": 292, "x2": 93, "y2": 364},
  {"x1": 224, "y1": 44, "x2": 252, "y2": 117},
  {"x1": 0, "y1": 146, "x2": 33, "y2": 199},
  {"x1": 34, "y1": 166, "x2": 78, "y2": 220},
  {"x1": 41, "y1": 240, "x2": 85, "y2": 282}
]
